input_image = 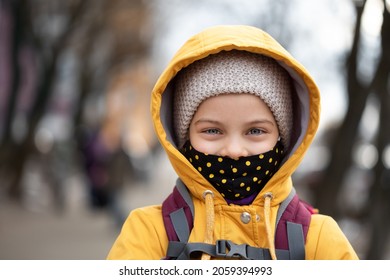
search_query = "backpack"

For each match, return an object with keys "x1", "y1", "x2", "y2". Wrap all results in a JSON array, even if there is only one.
[{"x1": 162, "y1": 179, "x2": 316, "y2": 260}]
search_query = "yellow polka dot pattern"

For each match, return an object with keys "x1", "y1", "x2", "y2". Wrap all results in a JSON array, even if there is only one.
[{"x1": 181, "y1": 140, "x2": 285, "y2": 201}]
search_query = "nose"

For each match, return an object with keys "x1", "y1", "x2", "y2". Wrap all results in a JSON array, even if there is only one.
[{"x1": 220, "y1": 138, "x2": 249, "y2": 159}]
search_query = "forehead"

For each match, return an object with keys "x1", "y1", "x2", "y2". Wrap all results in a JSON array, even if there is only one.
[{"x1": 193, "y1": 94, "x2": 275, "y2": 120}]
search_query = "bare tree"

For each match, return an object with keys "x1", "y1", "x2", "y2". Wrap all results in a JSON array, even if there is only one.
[
  {"x1": 312, "y1": 0, "x2": 390, "y2": 259},
  {"x1": 365, "y1": 2, "x2": 390, "y2": 259},
  {"x1": 0, "y1": 0, "x2": 89, "y2": 199},
  {"x1": 0, "y1": 0, "x2": 155, "y2": 206}
]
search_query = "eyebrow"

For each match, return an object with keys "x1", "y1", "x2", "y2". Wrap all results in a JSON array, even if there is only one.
[
  {"x1": 194, "y1": 118, "x2": 275, "y2": 126},
  {"x1": 247, "y1": 119, "x2": 276, "y2": 126},
  {"x1": 193, "y1": 119, "x2": 221, "y2": 125}
]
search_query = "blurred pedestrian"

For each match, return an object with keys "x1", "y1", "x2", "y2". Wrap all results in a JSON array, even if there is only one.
[{"x1": 78, "y1": 126, "x2": 125, "y2": 229}]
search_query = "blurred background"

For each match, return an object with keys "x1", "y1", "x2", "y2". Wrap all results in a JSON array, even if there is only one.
[{"x1": 0, "y1": 0, "x2": 389, "y2": 260}]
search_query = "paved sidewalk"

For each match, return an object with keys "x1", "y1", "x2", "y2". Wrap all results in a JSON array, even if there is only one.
[{"x1": 0, "y1": 151, "x2": 175, "y2": 260}]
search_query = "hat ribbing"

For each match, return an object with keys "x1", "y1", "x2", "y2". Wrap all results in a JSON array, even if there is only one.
[{"x1": 173, "y1": 50, "x2": 293, "y2": 149}]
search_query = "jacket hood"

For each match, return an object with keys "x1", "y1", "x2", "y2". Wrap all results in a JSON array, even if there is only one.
[{"x1": 151, "y1": 25, "x2": 320, "y2": 206}]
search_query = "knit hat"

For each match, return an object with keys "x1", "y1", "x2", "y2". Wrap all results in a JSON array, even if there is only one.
[{"x1": 173, "y1": 50, "x2": 293, "y2": 149}]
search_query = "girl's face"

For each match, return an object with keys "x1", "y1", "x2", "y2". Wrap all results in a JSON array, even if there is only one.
[{"x1": 189, "y1": 94, "x2": 279, "y2": 159}]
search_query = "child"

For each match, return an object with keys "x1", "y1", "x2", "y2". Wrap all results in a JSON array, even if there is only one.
[{"x1": 107, "y1": 25, "x2": 359, "y2": 260}]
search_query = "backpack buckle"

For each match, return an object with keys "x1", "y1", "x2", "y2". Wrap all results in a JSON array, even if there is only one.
[{"x1": 216, "y1": 240, "x2": 249, "y2": 259}]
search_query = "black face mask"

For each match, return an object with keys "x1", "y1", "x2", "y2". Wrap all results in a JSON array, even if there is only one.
[{"x1": 181, "y1": 140, "x2": 285, "y2": 201}]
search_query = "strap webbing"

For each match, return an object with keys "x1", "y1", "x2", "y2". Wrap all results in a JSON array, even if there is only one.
[
  {"x1": 166, "y1": 240, "x2": 293, "y2": 260},
  {"x1": 286, "y1": 222, "x2": 305, "y2": 259},
  {"x1": 175, "y1": 179, "x2": 194, "y2": 217},
  {"x1": 170, "y1": 208, "x2": 190, "y2": 242},
  {"x1": 275, "y1": 188, "x2": 296, "y2": 227}
]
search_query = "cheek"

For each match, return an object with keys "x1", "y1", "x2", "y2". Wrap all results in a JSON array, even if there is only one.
[
  {"x1": 253, "y1": 143, "x2": 274, "y2": 154},
  {"x1": 251, "y1": 137, "x2": 279, "y2": 154},
  {"x1": 189, "y1": 133, "x2": 218, "y2": 155},
  {"x1": 196, "y1": 144, "x2": 217, "y2": 155},
  {"x1": 189, "y1": 136, "x2": 212, "y2": 154}
]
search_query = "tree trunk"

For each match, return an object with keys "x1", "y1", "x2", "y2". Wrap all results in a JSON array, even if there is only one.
[
  {"x1": 366, "y1": 3, "x2": 390, "y2": 259},
  {"x1": 313, "y1": 1, "x2": 368, "y2": 218}
]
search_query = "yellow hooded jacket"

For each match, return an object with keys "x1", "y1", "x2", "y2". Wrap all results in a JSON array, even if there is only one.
[{"x1": 107, "y1": 25, "x2": 359, "y2": 260}]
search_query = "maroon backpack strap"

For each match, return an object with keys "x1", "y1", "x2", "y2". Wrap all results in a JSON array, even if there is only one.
[
  {"x1": 162, "y1": 179, "x2": 194, "y2": 242},
  {"x1": 275, "y1": 189, "x2": 314, "y2": 251},
  {"x1": 162, "y1": 183, "x2": 313, "y2": 259}
]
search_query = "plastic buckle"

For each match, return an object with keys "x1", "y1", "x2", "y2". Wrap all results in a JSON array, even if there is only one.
[{"x1": 215, "y1": 240, "x2": 249, "y2": 259}]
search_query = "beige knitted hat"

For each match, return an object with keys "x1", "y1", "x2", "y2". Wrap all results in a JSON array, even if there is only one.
[{"x1": 173, "y1": 50, "x2": 293, "y2": 149}]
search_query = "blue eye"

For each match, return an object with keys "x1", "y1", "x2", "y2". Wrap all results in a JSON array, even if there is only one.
[
  {"x1": 248, "y1": 128, "x2": 263, "y2": 135},
  {"x1": 204, "y1": 128, "x2": 221, "y2": 134}
]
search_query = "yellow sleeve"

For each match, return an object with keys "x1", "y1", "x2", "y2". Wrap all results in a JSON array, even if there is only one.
[
  {"x1": 305, "y1": 214, "x2": 359, "y2": 260},
  {"x1": 106, "y1": 205, "x2": 168, "y2": 260}
]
